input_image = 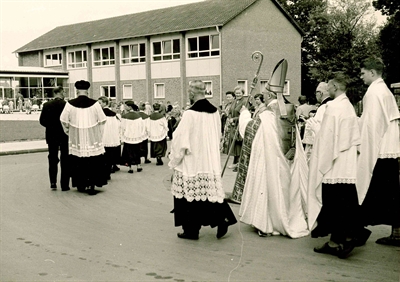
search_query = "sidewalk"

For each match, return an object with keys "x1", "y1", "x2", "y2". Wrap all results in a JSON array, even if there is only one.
[{"x1": 0, "y1": 140, "x2": 47, "y2": 156}]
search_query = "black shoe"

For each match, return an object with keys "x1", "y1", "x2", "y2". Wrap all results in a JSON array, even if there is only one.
[
  {"x1": 314, "y1": 242, "x2": 341, "y2": 256},
  {"x1": 376, "y1": 236, "x2": 400, "y2": 247},
  {"x1": 145, "y1": 159, "x2": 151, "y2": 164},
  {"x1": 50, "y1": 183, "x2": 57, "y2": 189},
  {"x1": 61, "y1": 187, "x2": 70, "y2": 191},
  {"x1": 156, "y1": 158, "x2": 163, "y2": 166},
  {"x1": 354, "y1": 228, "x2": 372, "y2": 247},
  {"x1": 217, "y1": 222, "x2": 229, "y2": 239},
  {"x1": 338, "y1": 240, "x2": 355, "y2": 259},
  {"x1": 177, "y1": 232, "x2": 199, "y2": 240},
  {"x1": 128, "y1": 169, "x2": 133, "y2": 174},
  {"x1": 232, "y1": 167, "x2": 238, "y2": 172},
  {"x1": 112, "y1": 166, "x2": 120, "y2": 172},
  {"x1": 137, "y1": 167, "x2": 143, "y2": 172}
]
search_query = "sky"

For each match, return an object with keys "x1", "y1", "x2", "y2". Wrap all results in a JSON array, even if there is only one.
[
  {"x1": 0, "y1": 0, "x2": 203, "y2": 68},
  {"x1": 0, "y1": 0, "x2": 386, "y2": 69}
]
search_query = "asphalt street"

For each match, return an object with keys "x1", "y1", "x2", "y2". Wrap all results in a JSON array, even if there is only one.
[{"x1": 0, "y1": 152, "x2": 399, "y2": 282}]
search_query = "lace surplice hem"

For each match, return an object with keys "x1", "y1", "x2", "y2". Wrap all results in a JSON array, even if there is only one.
[
  {"x1": 322, "y1": 178, "x2": 356, "y2": 184},
  {"x1": 171, "y1": 171, "x2": 225, "y2": 203},
  {"x1": 379, "y1": 152, "x2": 400, "y2": 159}
]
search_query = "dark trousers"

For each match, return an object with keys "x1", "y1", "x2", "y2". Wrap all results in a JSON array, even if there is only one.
[
  {"x1": 360, "y1": 158, "x2": 400, "y2": 227},
  {"x1": 173, "y1": 197, "x2": 237, "y2": 236},
  {"x1": 313, "y1": 184, "x2": 359, "y2": 244},
  {"x1": 47, "y1": 141, "x2": 70, "y2": 188}
]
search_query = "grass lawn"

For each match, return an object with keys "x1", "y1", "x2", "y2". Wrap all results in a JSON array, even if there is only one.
[{"x1": 0, "y1": 120, "x2": 45, "y2": 142}]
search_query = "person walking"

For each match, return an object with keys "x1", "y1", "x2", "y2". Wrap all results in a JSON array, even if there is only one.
[
  {"x1": 308, "y1": 72, "x2": 361, "y2": 259},
  {"x1": 169, "y1": 80, "x2": 237, "y2": 240},
  {"x1": 39, "y1": 86, "x2": 70, "y2": 191},
  {"x1": 60, "y1": 80, "x2": 107, "y2": 195},
  {"x1": 148, "y1": 103, "x2": 168, "y2": 165},
  {"x1": 355, "y1": 57, "x2": 400, "y2": 247}
]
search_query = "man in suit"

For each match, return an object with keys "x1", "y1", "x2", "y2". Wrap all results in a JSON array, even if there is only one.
[{"x1": 39, "y1": 86, "x2": 70, "y2": 191}]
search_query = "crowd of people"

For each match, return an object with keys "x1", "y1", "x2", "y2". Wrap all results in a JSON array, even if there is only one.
[{"x1": 39, "y1": 56, "x2": 399, "y2": 253}]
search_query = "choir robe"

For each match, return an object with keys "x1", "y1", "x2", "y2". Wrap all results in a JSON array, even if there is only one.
[
  {"x1": 356, "y1": 78, "x2": 400, "y2": 226},
  {"x1": 148, "y1": 112, "x2": 168, "y2": 158}
]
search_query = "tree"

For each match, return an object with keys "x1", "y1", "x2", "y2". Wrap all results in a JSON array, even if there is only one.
[
  {"x1": 307, "y1": 0, "x2": 381, "y2": 102},
  {"x1": 276, "y1": 0, "x2": 328, "y2": 96},
  {"x1": 373, "y1": 0, "x2": 400, "y2": 16},
  {"x1": 377, "y1": 12, "x2": 400, "y2": 85}
]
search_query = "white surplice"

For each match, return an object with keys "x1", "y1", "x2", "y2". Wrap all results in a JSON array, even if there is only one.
[
  {"x1": 356, "y1": 78, "x2": 400, "y2": 204},
  {"x1": 239, "y1": 108, "x2": 309, "y2": 238},
  {"x1": 307, "y1": 94, "x2": 361, "y2": 231},
  {"x1": 169, "y1": 105, "x2": 225, "y2": 203}
]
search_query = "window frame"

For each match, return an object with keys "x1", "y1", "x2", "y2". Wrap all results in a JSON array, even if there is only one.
[
  {"x1": 154, "y1": 83, "x2": 165, "y2": 99},
  {"x1": 67, "y1": 50, "x2": 87, "y2": 69},
  {"x1": 122, "y1": 84, "x2": 133, "y2": 99},
  {"x1": 100, "y1": 85, "x2": 116, "y2": 99},
  {"x1": 120, "y1": 43, "x2": 146, "y2": 65},
  {"x1": 152, "y1": 39, "x2": 180, "y2": 62},
  {"x1": 237, "y1": 80, "x2": 248, "y2": 96},
  {"x1": 187, "y1": 34, "x2": 220, "y2": 59},
  {"x1": 204, "y1": 81, "x2": 213, "y2": 98},
  {"x1": 93, "y1": 46, "x2": 115, "y2": 66},
  {"x1": 44, "y1": 52, "x2": 62, "y2": 67}
]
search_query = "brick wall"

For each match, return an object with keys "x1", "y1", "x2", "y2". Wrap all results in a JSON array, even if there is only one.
[{"x1": 221, "y1": 0, "x2": 302, "y2": 105}]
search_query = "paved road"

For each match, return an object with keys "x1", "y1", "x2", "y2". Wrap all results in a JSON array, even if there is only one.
[{"x1": 0, "y1": 152, "x2": 399, "y2": 281}]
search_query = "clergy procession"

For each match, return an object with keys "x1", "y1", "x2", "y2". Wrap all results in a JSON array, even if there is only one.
[{"x1": 40, "y1": 56, "x2": 399, "y2": 262}]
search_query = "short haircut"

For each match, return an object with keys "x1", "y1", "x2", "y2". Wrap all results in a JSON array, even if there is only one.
[
  {"x1": 98, "y1": 96, "x2": 109, "y2": 105},
  {"x1": 53, "y1": 86, "x2": 64, "y2": 96},
  {"x1": 225, "y1": 91, "x2": 235, "y2": 98},
  {"x1": 361, "y1": 57, "x2": 384, "y2": 75},
  {"x1": 153, "y1": 103, "x2": 161, "y2": 111},
  {"x1": 189, "y1": 80, "x2": 206, "y2": 95},
  {"x1": 329, "y1": 71, "x2": 349, "y2": 91},
  {"x1": 254, "y1": 93, "x2": 264, "y2": 103},
  {"x1": 233, "y1": 85, "x2": 245, "y2": 94}
]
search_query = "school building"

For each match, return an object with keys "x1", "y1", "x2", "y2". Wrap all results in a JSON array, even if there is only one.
[{"x1": 10, "y1": 0, "x2": 303, "y2": 106}]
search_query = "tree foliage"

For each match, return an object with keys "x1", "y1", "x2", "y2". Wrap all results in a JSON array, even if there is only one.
[
  {"x1": 277, "y1": 0, "x2": 382, "y2": 101},
  {"x1": 377, "y1": 12, "x2": 400, "y2": 85},
  {"x1": 373, "y1": 0, "x2": 400, "y2": 16}
]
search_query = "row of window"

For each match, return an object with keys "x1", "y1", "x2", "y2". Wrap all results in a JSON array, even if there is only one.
[
  {"x1": 102, "y1": 80, "x2": 289, "y2": 100},
  {"x1": 45, "y1": 35, "x2": 220, "y2": 68}
]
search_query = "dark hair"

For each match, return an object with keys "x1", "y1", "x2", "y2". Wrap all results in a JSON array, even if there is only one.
[
  {"x1": 153, "y1": 103, "x2": 161, "y2": 111},
  {"x1": 131, "y1": 103, "x2": 139, "y2": 111},
  {"x1": 361, "y1": 57, "x2": 384, "y2": 75},
  {"x1": 98, "y1": 96, "x2": 109, "y2": 105},
  {"x1": 254, "y1": 93, "x2": 264, "y2": 103},
  {"x1": 53, "y1": 86, "x2": 64, "y2": 96},
  {"x1": 226, "y1": 91, "x2": 235, "y2": 98},
  {"x1": 329, "y1": 71, "x2": 349, "y2": 91}
]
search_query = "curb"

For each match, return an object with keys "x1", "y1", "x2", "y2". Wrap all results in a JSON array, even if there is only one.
[{"x1": 0, "y1": 148, "x2": 48, "y2": 156}]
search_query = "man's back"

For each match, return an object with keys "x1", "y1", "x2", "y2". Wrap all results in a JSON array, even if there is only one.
[{"x1": 40, "y1": 98, "x2": 67, "y2": 143}]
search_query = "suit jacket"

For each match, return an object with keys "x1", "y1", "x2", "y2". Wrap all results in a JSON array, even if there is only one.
[{"x1": 39, "y1": 98, "x2": 68, "y2": 144}]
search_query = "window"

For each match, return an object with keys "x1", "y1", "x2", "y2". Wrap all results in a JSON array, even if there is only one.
[
  {"x1": 122, "y1": 84, "x2": 133, "y2": 99},
  {"x1": 260, "y1": 80, "x2": 290, "y2": 96},
  {"x1": 154, "y1": 83, "x2": 165, "y2": 99},
  {"x1": 45, "y1": 53, "x2": 62, "y2": 66},
  {"x1": 93, "y1": 47, "x2": 115, "y2": 66},
  {"x1": 187, "y1": 34, "x2": 220, "y2": 58},
  {"x1": 68, "y1": 50, "x2": 87, "y2": 68},
  {"x1": 153, "y1": 39, "x2": 180, "y2": 61},
  {"x1": 121, "y1": 43, "x2": 146, "y2": 64},
  {"x1": 237, "y1": 80, "x2": 248, "y2": 96},
  {"x1": 101, "y1": 85, "x2": 116, "y2": 99},
  {"x1": 204, "y1": 81, "x2": 213, "y2": 98}
]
